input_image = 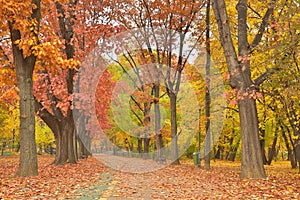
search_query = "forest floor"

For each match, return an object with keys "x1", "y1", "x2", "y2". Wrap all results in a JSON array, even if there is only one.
[{"x1": 0, "y1": 155, "x2": 299, "y2": 199}]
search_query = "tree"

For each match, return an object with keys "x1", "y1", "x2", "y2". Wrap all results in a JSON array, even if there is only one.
[
  {"x1": 245, "y1": 0, "x2": 300, "y2": 169},
  {"x1": 34, "y1": 0, "x2": 113, "y2": 165},
  {"x1": 36, "y1": 0, "x2": 78, "y2": 165},
  {"x1": 211, "y1": 0, "x2": 280, "y2": 178},
  {"x1": 3, "y1": 0, "x2": 41, "y2": 177},
  {"x1": 107, "y1": 0, "x2": 206, "y2": 164},
  {"x1": 204, "y1": 0, "x2": 211, "y2": 170}
]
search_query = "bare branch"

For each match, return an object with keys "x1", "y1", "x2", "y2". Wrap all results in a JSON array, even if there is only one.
[
  {"x1": 250, "y1": 0, "x2": 277, "y2": 49},
  {"x1": 254, "y1": 67, "x2": 280, "y2": 86}
]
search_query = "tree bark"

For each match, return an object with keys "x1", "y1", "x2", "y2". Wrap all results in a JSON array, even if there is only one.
[
  {"x1": 238, "y1": 97, "x2": 266, "y2": 178},
  {"x1": 9, "y1": 0, "x2": 41, "y2": 177}
]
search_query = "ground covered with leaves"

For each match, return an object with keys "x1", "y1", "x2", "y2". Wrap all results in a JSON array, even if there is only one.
[{"x1": 0, "y1": 156, "x2": 299, "y2": 199}]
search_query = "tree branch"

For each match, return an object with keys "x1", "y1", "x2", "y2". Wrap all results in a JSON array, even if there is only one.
[
  {"x1": 34, "y1": 98, "x2": 59, "y2": 137},
  {"x1": 254, "y1": 67, "x2": 280, "y2": 86},
  {"x1": 250, "y1": 0, "x2": 277, "y2": 49}
]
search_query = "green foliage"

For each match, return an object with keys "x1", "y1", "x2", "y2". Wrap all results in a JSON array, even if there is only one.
[
  {"x1": 35, "y1": 118, "x2": 55, "y2": 150},
  {"x1": 0, "y1": 105, "x2": 19, "y2": 149}
]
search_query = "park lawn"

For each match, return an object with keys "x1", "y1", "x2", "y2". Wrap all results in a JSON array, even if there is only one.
[{"x1": 0, "y1": 156, "x2": 299, "y2": 199}]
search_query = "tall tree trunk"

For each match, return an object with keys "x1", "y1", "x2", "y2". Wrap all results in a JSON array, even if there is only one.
[
  {"x1": 78, "y1": 136, "x2": 91, "y2": 159},
  {"x1": 295, "y1": 139, "x2": 300, "y2": 173},
  {"x1": 260, "y1": 90, "x2": 268, "y2": 165},
  {"x1": 281, "y1": 124, "x2": 297, "y2": 168},
  {"x1": 204, "y1": 0, "x2": 211, "y2": 171},
  {"x1": 76, "y1": 114, "x2": 92, "y2": 158},
  {"x1": 9, "y1": 0, "x2": 41, "y2": 177},
  {"x1": 197, "y1": 107, "x2": 201, "y2": 167},
  {"x1": 137, "y1": 136, "x2": 142, "y2": 157},
  {"x1": 143, "y1": 103, "x2": 151, "y2": 158},
  {"x1": 154, "y1": 85, "x2": 163, "y2": 158},
  {"x1": 54, "y1": 125, "x2": 68, "y2": 165},
  {"x1": 170, "y1": 93, "x2": 179, "y2": 164},
  {"x1": 288, "y1": 129, "x2": 298, "y2": 169},
  {"x1": 260, "y1": 135, "x2": 268, "y2": 165}
]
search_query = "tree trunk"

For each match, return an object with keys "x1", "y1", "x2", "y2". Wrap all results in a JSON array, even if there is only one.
[
  {"x1": 9, "y1": 0, "x2": 41, "y2": 177},
  {"x1": 204, "y1": 0, "x2": 211, "y2": 171},
  {"x1": 260, "y1": 137, "x2": 268, "y2": 165},
  {"x1": 78, "y1": 135, "x2": 91, "y2": 158},
  {"x1": 14, "y1": 55, "x2": 38, "y2": 176},
  {"x1": 266, "y1": 130, "x2": 278, "y2": 165},
  {"x1": 259, "y1": 125, "x2": 268, "y2": 165},
  {"x1": 143, "y1": 103, "x2": 151, "y2": 158},
  {"x1": 137, "y1": 137, "x2": 142, "y2": 156},
  {"x1": 170, "y1": 93, "x2": 179, "y2": 164},
  {"x1": 76, "y1": 114, "x2": 91, "y2": 159},
  {"x1": 287, "y1": 129, "x2": 298, "y2": 168},
  {"x1": 238, "y1": 97, "x2": 266, "y2": 178},
  {"x1": 281, "y1": 124, "x2": 297, "y2": 168},
  {"x1": 53, "y1": 118, "x2": 77, "y2": 165},
  {"x1": 295, "y1": 139, "x2": 300, "y2": 173},
  {"x1": 228, "y1": 136, "x2": 240, "y2": 162},
  {"x1": 227, "y1": 146, "x2": 238, "y2": 162},
  {"x1": 36, "y1": 102, "x2": 78, "y2": 165},
  {"x1": 154, "y1": 85, "x2": 163, "y2": 158},
  {"x1": 54, "y1": 126, "x2": 68, "y2": 165},
  {"x1": 143, "y1": 137, "x2": 150, "y2": 158}
]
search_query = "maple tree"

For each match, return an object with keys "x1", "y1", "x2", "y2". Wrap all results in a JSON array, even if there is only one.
[
  {"x1": 32, "y1": 0, "x2": 79, "y2": 165},
  {"x1": 0, "y1": 0, "x2": 42, "y2": 176},
  {"x1": 33, "y1": 0, "x2": 115, "y2": 164}
]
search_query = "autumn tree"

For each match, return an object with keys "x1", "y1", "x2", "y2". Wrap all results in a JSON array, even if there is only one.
[
  {"x1": 257, "y1": 0, "x2": 300, "y2": 169},
  {"x1": 211, "y1": 0, "x2": 283, "y2": 178},
  {"x1": 0, "y1": 0, "x2": 42, "y2": 176},
  {"x1": 34, "y1": 0, "x2": 113, "y2": 164}
]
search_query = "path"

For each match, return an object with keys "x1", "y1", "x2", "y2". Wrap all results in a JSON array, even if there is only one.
[{"x1": 72, "y1": 156, "x2": 300, "y2": 199}]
